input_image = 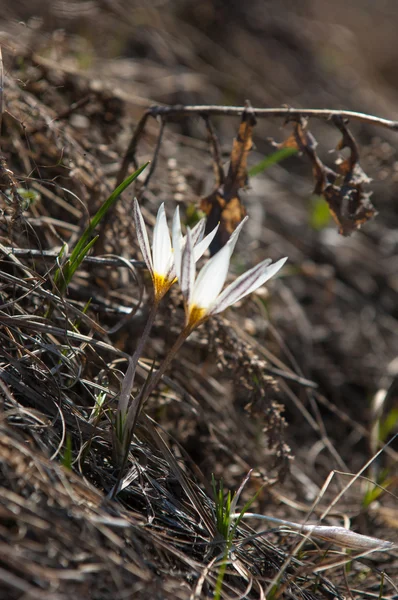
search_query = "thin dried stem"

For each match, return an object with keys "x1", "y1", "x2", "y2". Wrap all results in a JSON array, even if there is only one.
[
  {"x1": 145, "y1": 104, "x2": 398, "y2": 129},
  {"x1": 0, "y1": 246, "x2": 145, "y2": 269},
  {"x1": 141, "y1": 117, "x2": 165, "y2": 192},
  {"x1": 235, "y1": 513, "x2": 393, "y2": 550},
  {"x1": 117, "y1": 102, "x2": 398, "y2": 194}
]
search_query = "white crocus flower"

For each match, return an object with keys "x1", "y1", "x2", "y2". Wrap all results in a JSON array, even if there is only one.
[
  {"x1": 176, "y1": 216, "x2": 287, "y2": 330},
  {"x1": 172, "y1": 206, "x2": 219, "y2": 280},
  {"x1": 133, "y1": 199, "x2": 218, "y2": 303}
]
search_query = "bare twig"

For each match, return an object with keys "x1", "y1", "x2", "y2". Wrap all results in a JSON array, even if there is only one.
[
  {"x1": 117, "y1": 102, "x2": 398, "y2": 192},
  {"x1": 116, "y1": 111, "x2": 151, "y2": 186},
  {"x1": 143, "y1": 104, "x2": 398, "y2": 129},
  {"x1": 141, "y1": 117, "x2": 165, "y2": 192},
  {"x1": 0, "y1": 246, "x2": 145, "y2": 269},
  {"x1": 203, "y1": 115, "x2": 224, "y2": 185}
]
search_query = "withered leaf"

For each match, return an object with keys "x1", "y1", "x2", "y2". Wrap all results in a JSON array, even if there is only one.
[
  {"x1": 200, "y1": 102, "x2": 257, "y2": 255},
  {"x1": 275, "y1": 117, "x2": 376, "y2": 236},
  {"x1": 323, "y1": 182, "x2": 376, "y2": 236},
  {"x1": 327, "y1": 117, "x2": 376, "y2": 235}
]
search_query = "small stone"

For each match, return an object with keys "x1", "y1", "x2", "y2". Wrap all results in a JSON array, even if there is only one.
[{"x1": 69, "y1": 114, "x2": 90, "y2": 129}]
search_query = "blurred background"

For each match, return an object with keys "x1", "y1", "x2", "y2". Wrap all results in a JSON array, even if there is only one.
[{"x1": 3, "y1": 0, "x2": 398, "y2": 116}]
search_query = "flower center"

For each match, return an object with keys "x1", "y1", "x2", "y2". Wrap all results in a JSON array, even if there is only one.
[
  {"x1": 187, "y1": 304, "x2": 207, "y2": 328},
  {"x1": 153, "y1": 272, "x2": 173, "y2": 301}
]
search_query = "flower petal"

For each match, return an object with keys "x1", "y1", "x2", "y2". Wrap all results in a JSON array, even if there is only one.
[
  {"x1": 173, "y1": 211, "x2": 219, "y2": 278},
  {"x1": 180, "y1": 227, "x2": 195, "y2": 306},
  {"x1": 190, "y1": 217, "x2": 206, "y2": 246},
  {"x1": 152, "y1": 203, "x2": 173, "y2": 277},
  {"x1": 209, "y1": 257, "x2": 287, "y2": 315},
  {"x1": 172, "y1": 206, "x2": 183, "y2": 280},
  {"x1": 193, "y1": 223, "x2": 219, "y2": 263},
  {"x1": 226, "y1": 216, "x2": 248, "y2": 256},
  {"x1": 188, "y1": 217, "x2": 247, "y2": 311},
  {"x1": 133, "y1": 198, "x2": 153, "y2": 276},
  {"x1": 241, "y1": 256, "x2": 287, "y2": 299},
  {"x1": 190, "y1": 242, "x2": 232, "y2": 310}
]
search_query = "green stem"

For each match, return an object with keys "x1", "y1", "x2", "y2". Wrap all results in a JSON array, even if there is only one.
[{"x1": 214, "y1": 542, "x2": 230, "y2": 600}]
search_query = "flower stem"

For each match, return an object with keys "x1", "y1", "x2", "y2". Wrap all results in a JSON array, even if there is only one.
[
  {"x1": 126, "y1": 324, "x2": 192, "y2": 437},
  {"x1": 113, "y1": 322, "x2": 192, "y2": 493},
  {"x1": 117, "y1": 300, "x2": 159, "y2": 419}
]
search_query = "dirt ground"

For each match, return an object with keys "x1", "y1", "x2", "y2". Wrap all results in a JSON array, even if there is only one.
[{"x1": 0, "y1": 1, "x2": 397, "y2": 599}]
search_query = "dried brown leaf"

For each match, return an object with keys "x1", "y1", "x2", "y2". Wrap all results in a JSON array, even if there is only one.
[
  {"x1": 275, "y1": 117, "x2": 377, "y2": 236},
  {"x1": 201, "y1": 102, "x2": 257, "y2": 254}
]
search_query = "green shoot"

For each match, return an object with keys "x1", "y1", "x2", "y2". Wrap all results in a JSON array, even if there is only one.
[
  {"x1": 212, "y1": 473, "x2": 259, "y2": 600},
  {"x1": 212, "y1": 476, "x2": 233, "y2": 600},
  {"x1": 362, "y1": 468, "x2": 394, "y2": 509},
  {"x1": 378, "y1": 571, "x2": 385, "y2": 600},
  {"x1": 61, "y1": 434, "x2": 73, "y2": 470},
  {"x1": 115, "y1": 410, "x2": 127, "y2": 448},
  {"x1": 79, "y1": 390, "x2": 108, "y2": 468},
  {"x1": 249, "y1": 147, "x2": 297, "y2": 177},
  {"x1": 53, "y1": 162, "x2": 148, "y2": 296},
  {"x1": 89, "y1": 390, "x2": 107, "y2": 423},
  {"x1": 364, "y1": 405, "x2": 398, "y2": 509},
  {"x1": 71, "y1": 298, "x2": 92, "y2": 333},
  {"x1": 212, "y1": 477, "x2": 232, "y2": 541},
  {"x1": 379, "y1": 407, "x2": 398, "y2": 442}
]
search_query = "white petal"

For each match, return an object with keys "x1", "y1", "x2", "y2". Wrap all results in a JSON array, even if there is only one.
[
  {"x1": 210, "y1": 257, "x2": 287, "y2": 315},
  {"x1": 226, "y1": 216, "x2": 248, "y2": 256},
  {"x1": 180, "y1": 227, "x2": 195, "y2": 305},
  {"x1": 133, "y1": 198, "x2": 153, "y2": 276},
  {"x1": 190, "y1": 242, "x2": 231, "y2": 310},
  {"x1": 193, "y1": 223, "x2": 219, "y2": 262},
  {"x1": 190, "y1": 217, "x2": 206, "y2": 246},
  {"x1": 172, "y1": 206, "x2": 183, "y2": 280},
  {"x1": 188, "y1": 217, "x2": 247, "y2": 311},
  {"x1": 241, "y1": 256, "x2": 287, "y2": 299},
  {"x1": 152, "y1": 203, "x2": 172, "y2": 276}
]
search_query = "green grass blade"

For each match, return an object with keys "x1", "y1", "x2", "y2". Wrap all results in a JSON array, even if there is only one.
[
  {"x1": 249, "y1": 147, "x2": 297, "y2": 177},
  {"x1": 54, "y1": 162, "x2": 148, "y2": 294},
  {"x1": 54, "y1": 236, "x2": 99, "y2": 297},
  {"x1": 61, "y1": 434, "x2": 73, "y2": 470},
  {"x1": 67, "y1": 235, "x2": 99, "y2": 281},
  {"x1": 69, "y1": 162, "x2": 148, "y2": 268},
  {"x1": 71, "y1": 298, "x2": 92, "y2": 333},
  {"x1": 231, "y1": 488, "x2": 260, "y2": 538}
]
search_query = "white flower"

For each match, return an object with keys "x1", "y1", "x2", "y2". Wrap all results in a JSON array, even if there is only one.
[
  {"x1": 133, "y1": 199, "x2": 218, "y2": 302},
  {"x1": 172, "y1": 206, "x2": 218, "y2": 280},
  {"x1": 176, "y1": 216, "x2": 287, "y2": 329}
]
